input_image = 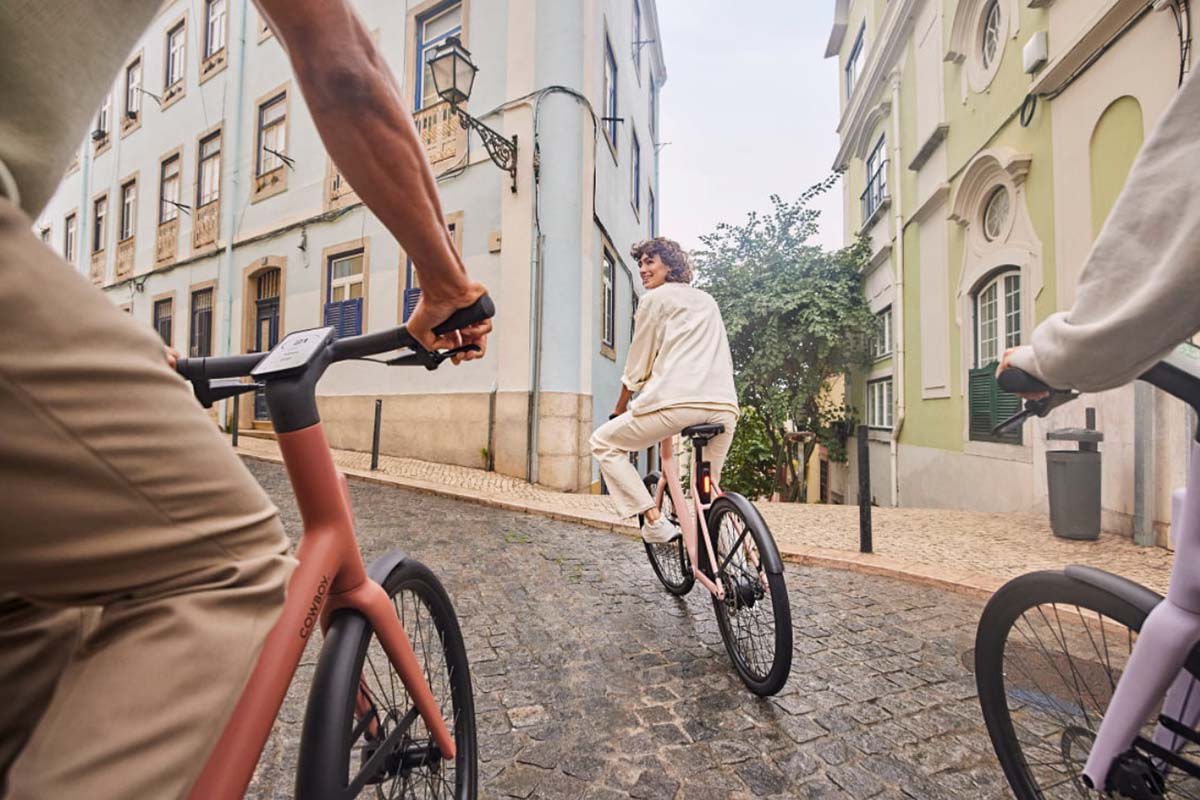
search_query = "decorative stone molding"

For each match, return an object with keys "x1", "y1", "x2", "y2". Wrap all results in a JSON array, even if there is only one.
[
  {"x1": 950, "y1": 148, "x2": 1033, "y2": 228},
  {"x1": 946, "y1": 0, "x2": 1020, "y2": 96},
  {"x1": 156, "y1": 219, "x2": 178, "y2": 266},
  {"x1": 115, "y1": 237, "x2": 136, "y2": 280},
  {"x1": 851, "y1": 100, "x2": 893, "y2": 161},
  {"x1": 193, "y1": 202, "x2": 219, "y2": 250},
  {"x1": 89, "y1": 250, "x2": 106, "y2": 286}
]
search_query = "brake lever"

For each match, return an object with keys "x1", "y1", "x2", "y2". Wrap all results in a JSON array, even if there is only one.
[
  {"x1": 385, "y1": 344, "x2": 481, "y2": 370},
  {"x1": 990, "y1": 391, "x2": 1078, "y2": 436}
]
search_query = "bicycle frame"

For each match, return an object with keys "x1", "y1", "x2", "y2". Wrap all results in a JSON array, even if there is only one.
[{"x1": 186, "y1": 422, "x2": 455, "y2": 799}]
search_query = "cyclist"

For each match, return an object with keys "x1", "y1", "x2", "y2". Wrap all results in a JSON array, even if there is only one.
[
  {"x1": 591, "y1": 237, "x2": 740, "y2": 544},
  {"x1": 0, "y1": 1, "x2": 490, "y2": 797},
  {"x1": 999, "y1": 68, "x2": 1200, "y2": 394}
]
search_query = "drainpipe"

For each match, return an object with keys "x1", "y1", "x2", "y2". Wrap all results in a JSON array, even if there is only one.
[
  {"x1": 77, "y1": 141, "x2": 93, "y2": 277},
  {"x1": 888, "y1": 74, "x2": 907, "y2": 508},
  {"x1": 527, "y1": 231, "x2": 545, "y2": 483},
  {"x1": 218, "y1": 0, "x2": 250, "y2": 429}
]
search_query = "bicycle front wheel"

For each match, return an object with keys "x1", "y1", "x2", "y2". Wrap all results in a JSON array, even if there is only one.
[
  {"x1": 297, "y1": 558, "x2": 477, "y2": 799},
  {"x1": 976, "y1": 570, "x2": 1200, "y2": 799},
  {"x1": 707, "y1": 495, "x2": 792, "y2": 696},
  {"x1": 639, "y1": 473, "x2": 694, "y2": 596}
]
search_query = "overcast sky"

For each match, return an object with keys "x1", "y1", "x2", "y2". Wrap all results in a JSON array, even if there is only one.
[{"x1": 655, "y1": 0, "x2": 845, "y2": 252}]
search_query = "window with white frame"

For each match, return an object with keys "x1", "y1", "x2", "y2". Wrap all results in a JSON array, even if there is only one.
[
  {"x1": 64, "y1": 213, "x2": 76, "y2": 261},
  {"x1": 415, "y1": 3, "x2": 462, "y2": 111},
  {"x1": 632, "y1": 0, "x2": 643, "y2": 76},
  {"x1": 92, "y1": 196, "x2": 107, "y2": 253},
  {"x1": 160, "y1": 155, "x2": 181, "y2": 223},
  {"x1": 197, "y1": 132, "x2": 221, "y2": 207},
  {"x1": 190, "y1": 288, "x2": 213, "y2": 357},
  {"x1": 632, "y1": 130, "x2": 641, "y2": 214},
  {"x1": 649, "y1": 80, "x2": 658, "y2": 142},
  {"x1": 981, "y1": 0, "x2": 1002, "y2": 70},
  {"x1": 325, "y1": 249, "x2": 365, "y2": 338},
  {"x1": 256, "y1": 93, "x2": 287, "y2": 176},
  {"x1": 119, "y1": 179, "x2": 136, "y2": 241},
  {"x1": 861, "y1": 135, "x2": 888, "y2": 223},
  {"x1": 872, "y1": 306, "x2": 892, "y2": 359},
  {"x1": 604, "y1": 36, "x2": 619, "y2": 151},
  {"x1": 846, "y1": 24, "x2": 865, "y2": 100},
  {"x1": 165, "y1": 22, "x2": 186, "y2": 89},
  {"x1": 648, "y1": 187, "x2": 657, "y2": 235},
  {"x1": 601, "y1": 249, "x2": 616, "y2": 349},
  {"x1": 125, "y1": 59, "x2": 142, "y2": 120},
  {"x1": 969, "y1": 270, "x2": 1022, "y2": 444},
  {"x1": 96, "y1": 94, "x2": 111, "y2": 138},
  {"x1": 205, "y1": 0, "x2": 227, "y2": 58},
  {"x1": 982, "y1": 185, "x2": 1010, "y2": 242},
  {"x1": 867, "y1": 378, "x2": 893, "y2": 429}
]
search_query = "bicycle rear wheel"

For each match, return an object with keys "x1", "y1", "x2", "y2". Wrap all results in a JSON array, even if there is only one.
[
  {"x1": 297, "y1": 558, "x2": 477, "y2": 799},
  {"x1": 639, "y1": 473, "x2": 694, "y2": 596},
  {"x1": 706, "y1": 494, "x2": 792, "y2": 696},
  {"x1": 976, "y1": 570, "x2": 1200, "y2": 799}
]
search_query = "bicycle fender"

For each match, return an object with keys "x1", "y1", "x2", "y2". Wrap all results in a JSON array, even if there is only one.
[
  {"x1": 715, "y1": 492, "x2": 785, "y2": 575},
  {"x1": 365, "y1": 549, "x2": 411, "y2": 585}
]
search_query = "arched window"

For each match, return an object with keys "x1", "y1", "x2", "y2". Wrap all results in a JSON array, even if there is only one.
[
  {"x1": 970, "y1": 270, "x2": 1022, "y2": 443},
  {"x1": 980, "y1": 0, "x2": 1002, "y2": 70}
]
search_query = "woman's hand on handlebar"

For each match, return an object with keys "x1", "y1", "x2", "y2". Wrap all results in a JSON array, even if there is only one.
[
  {"x1": 165, "y1": 345, "x2": 181, "y2": 369},
  {"x1": 406, "y1": 281, "x2": 493, "y2": 365},
  {"x1": 997, "y1": 346, "x2": 1049, "y2": 400}
]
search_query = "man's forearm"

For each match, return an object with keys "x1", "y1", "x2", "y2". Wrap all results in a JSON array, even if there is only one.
[{"x1": 258, "y1": 0, "x2": 471, "y2": 300}]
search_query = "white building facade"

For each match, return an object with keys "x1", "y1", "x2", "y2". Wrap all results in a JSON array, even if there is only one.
[{"x1": 34, "y1": 0, "x2": 666, "y2": 492}]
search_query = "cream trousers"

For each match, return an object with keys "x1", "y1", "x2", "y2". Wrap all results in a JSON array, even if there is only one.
[{"x1": 591, "y1": 406, "x2": 737, "y2": 519}]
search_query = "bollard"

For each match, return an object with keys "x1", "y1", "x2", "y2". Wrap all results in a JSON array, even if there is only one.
[
  {"x1": 857, "y1": 425, "x2": 872, "y2": 553},
  {"x1": 371, "y1": 399, "x2": 382, "y2": 471},
  {"x1": 231, "y1": 398, "x2": 240, "y2": 448}
]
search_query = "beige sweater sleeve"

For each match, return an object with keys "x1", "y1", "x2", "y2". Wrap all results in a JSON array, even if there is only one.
[
  {"x1": 1009, "y1": 67, "x2": 1200, "y2": 392},
  {"x1": 621, "y1": 294, "x2": 660, "y2": 392}
]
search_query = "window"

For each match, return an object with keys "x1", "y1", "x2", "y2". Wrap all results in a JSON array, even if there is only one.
[
  {"x1": 160, "y1": 155, "x2": 181, "y2": 223},
  {"x1": 630, "y1": 292, "x2": 639, "y2": 342},
  {"x1": 861, "y1": 135, "x2": 888, "y2": 223},
  {"x1": 631, "y1": 130, "x2": 641, "y2": 214},
  {"x1": 981, "y1": 0, "x2": 1002, "y2": 70},
  {"x1": 867, "y1": 378, "x2": 893, "y2": 429},
  {"x1": 125, "y1": 59, "x2": 142, "y2": 120},
  {"x1": 64, "y1": 214, "x2": 76, "y2": 261},
  {"x1": 119, "y1": 179, "x2": 136, "y2": 241},
  {"x1": 982, "y1": 186, "x2": 1010, "y2": 241},
  {"x1": 165, "y1": 22, "x2": 186, "y2": 89},
  {"x1": 846, "y1": 24, "x2": 865, "y2": 99},
  {"x1": 648, "y1": 187, "x2": 657, "y2": 235},
  {"x1": 154, "y1": 298, "x2": 173, "y2": 345},
  {"x1": 415, "y1": 3, "x2": 462, "y2": 110},
  {"x1": 205, "y1": 0, "x2": 227, "y2": 58},
  {"x1": 604, "y1": 36, "x2": 619, "y2": 150},
  {"x1": 969, "y1": 271, "x2": 1022, "y2": 443},
  {"x1": 197, "y1": 132, "x2": 221, "y2": 207},
  {"x1": 256, "y1": 93, "x2": 287, "y2": 176},
  {"x1": 632, "y1": 0, "x2": 643, "y2": 76},
  {"x1": 96, "y1": 94, "x2": 111, "y2": 138},
  {"x1": 601, "y1": 249, "x2": 616, "y2": 349},
  {"x1": 189, "y1": 288, "x2": 213, "y2": 357},
  {"x1": 872, "y1": 306, "x2": 892, "y2": 359},
  {"x1": 404, "y1": 218, "x2": 460, "y2": 320},
  {"x1": 325, "y1": 249, "x2": 364, "y2": 337},
  {"x1": 92, "y1": 196, "x2": 107, "y2": 253},
  {"x1": 649, "y1": 81, "x2": 658, "y2": 143}
]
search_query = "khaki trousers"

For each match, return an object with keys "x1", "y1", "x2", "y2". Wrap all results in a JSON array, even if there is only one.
[
  {"x1": 591, "y1": 406, "x2": 737, "y2": 519},
  {"x1": 0, "y1": 199, "x2": 293, "y2": 799}
]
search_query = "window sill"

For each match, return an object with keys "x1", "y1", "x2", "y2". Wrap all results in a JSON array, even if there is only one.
[
  {"x1": 600, "y1": 343, "x2": 617, "y2": 362},
  {"x1": 92, "y1": 136, "x2": 112, "y2": 158},
  {"x1": 867, "y1": 428, "x2": 892, "y2": 442},
  {"x1": 200, "y1": 51, "x2": 227, "y2": 84},
  {"x1": 858, "y1": 197, "x2": 891, "y2": 235},
  {"x1": 121, "y1": 115, "x2": 142, "y2": 139},
  {"x1": 161, "y1": 83, "x2": 186, "y2": 111}
]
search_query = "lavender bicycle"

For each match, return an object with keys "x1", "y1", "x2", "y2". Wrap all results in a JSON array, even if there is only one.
[{"x1": 975, "y1": 343, "x2": 1200, "y2": 799}]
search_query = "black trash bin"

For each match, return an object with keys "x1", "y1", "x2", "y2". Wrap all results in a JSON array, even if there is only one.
[{"x1": 1045, "y1": 414, "x2": 1103, "y2": 541}]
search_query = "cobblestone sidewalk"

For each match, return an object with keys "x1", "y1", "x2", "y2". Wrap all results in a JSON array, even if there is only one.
[{"x1": 233, "y1": 435, "x2": 1174, "y2": 597}]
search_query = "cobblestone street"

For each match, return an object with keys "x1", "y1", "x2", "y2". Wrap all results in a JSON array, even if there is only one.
[{"x1": 245, "y1": 460, "x2": 1010, "y2": 799}]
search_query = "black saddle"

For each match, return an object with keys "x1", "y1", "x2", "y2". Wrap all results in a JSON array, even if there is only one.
[{"x1": 682, "y1": 423, "x2": 725, "y2": 442}]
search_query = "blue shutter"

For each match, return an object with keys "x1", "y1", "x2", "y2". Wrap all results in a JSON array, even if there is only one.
[
  {"x1": 323, "y1": 301, "x2": 342, "y2": 334},
  {"x1": 403, "y1": 287, "x2": 422, "y2": 322},
  {"x1": 342, "y1": 297, "x2": 363, "y2": 337}
]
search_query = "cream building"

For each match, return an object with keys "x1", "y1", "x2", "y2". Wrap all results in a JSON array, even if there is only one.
[
  {"x1": 827, "y1": 0, "x2": 1194, "y2": 544},
  {"x1": 34, "y1": 0, "x2": 667, "y2": 492}
]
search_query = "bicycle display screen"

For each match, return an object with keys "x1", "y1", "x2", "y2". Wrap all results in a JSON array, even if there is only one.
[{"x1": 251, "y1": 327, "x2": 336, "y2": 378}]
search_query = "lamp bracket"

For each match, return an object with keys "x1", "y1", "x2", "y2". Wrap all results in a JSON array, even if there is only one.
[{"x1": 452, "y1": 104, "x2": 519, "y2": 193}]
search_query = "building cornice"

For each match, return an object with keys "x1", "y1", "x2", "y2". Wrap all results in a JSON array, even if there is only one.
[
  {"x1": 1028, "y1": 0, "x2": 1148, "y2": 96},
  {"x1": 825, "y1": 0, "x2": 850, "y2": 58},
  {"x1": 831, "y1": 0, "x2": 921, "y2": 171}
]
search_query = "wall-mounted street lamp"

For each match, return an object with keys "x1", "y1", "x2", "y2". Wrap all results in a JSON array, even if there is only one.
[{"x1": 428, "y1": 36, "x2": 519, "y2": 192}]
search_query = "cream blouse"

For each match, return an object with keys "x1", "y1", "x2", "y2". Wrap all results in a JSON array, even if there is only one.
[{"x1": 621, "y1": 282, "x2": 740, "y2": 417}]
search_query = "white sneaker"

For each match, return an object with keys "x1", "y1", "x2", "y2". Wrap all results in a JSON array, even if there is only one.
[{"x1": 641, "y1": 515, "x2": 680, "y2": 544}]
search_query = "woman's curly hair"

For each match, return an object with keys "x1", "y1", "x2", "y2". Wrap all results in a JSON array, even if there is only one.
[{"x1": 630, "y1": 237, "x2": 693, "y2": 284}]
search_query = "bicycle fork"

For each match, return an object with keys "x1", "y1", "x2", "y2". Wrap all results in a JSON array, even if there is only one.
[{"x1": 1083, "y1": 444, "x2": 1200, "y2": 791}]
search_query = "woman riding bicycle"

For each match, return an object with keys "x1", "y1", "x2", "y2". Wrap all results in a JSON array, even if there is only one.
[{"x1": 591, "y1": 237, "x2": 739, "y2": 544}]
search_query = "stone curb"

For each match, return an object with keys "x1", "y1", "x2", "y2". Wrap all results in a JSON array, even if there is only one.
[{"x1": 238, "y1": 448, "x2": 1001, "y2": 601}]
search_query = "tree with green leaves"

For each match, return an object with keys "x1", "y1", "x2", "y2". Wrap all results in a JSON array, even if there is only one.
[{"x1": 694, "y1": 179, "x2": 875, "y2": 502}]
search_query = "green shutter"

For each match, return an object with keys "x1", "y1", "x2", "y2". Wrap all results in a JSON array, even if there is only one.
[{"x1": 968, "y1": 362, "x2": 1023, "y2": 445}]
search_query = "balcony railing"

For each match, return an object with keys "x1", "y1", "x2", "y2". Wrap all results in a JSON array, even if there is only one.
[
  {"x1": 156, "y1": 218, "x2": 178, "y2": 266},
  {"x1": 414, "y1": 102, "x2": 461, "y2": 166},
  {"x1": 115, "y1": 236, "x2": 135, "y2": 279},
  {"x1": 193, "y1": 201, "x2": 219, "y2": 249},
  {"x1": 89, "y1": 250, "x2": 106, "y2": 286},
  {"x1": 860, "y1": 160, "x2": 890, "y2": 226}
]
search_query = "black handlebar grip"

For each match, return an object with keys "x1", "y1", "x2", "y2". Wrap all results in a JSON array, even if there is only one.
[
  {"x1": 175, "y1": 353, "x2": 265, "y2": 380},
  {"x1": 998, "y1": 367, "x2": 1052, "y2": 395},
  {"x1": 432, "y1": 294, "x2": 495, "y2": 337}
]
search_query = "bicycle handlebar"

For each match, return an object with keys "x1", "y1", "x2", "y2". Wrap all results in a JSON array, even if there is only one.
[{"x1": 997, "y1": 367, "x2": 1052, "y2": 396}]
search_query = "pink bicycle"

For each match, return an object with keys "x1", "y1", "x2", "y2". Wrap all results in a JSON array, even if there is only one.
[
  {"x1": 639, "y1": 423, "x2": 793, "y2": 696},
  {"x1": 175, "y1": 297, "x2": 493, "y2": 799}
]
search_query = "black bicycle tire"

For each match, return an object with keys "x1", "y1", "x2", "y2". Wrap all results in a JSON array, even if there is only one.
[
  {"x1": 639, "y1": 473, "x2": 695, "y2": 596},
  {"x1": 296, "y1": 559, "x2": 477, "y2": 799},
  {"x1": 975, "y1": 570, "x2": 1149, "y2": 800},
  {"x1": 706, "y1": 496, "x2": 792, "y2": 696}
]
